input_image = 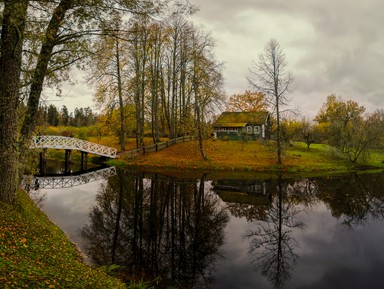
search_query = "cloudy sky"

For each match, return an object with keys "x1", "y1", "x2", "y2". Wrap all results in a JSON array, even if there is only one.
[
  {"x1": 48, "y1": 0, "x2": 384, "y2": 118},
  {"x1": 189, "y1": 0, "x2": 384, "y2": 117}
]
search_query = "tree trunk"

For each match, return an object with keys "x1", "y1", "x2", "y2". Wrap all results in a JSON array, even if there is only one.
[
  {"x1": 19, "y1": 0, "x2": 74, "y2": 165},
  {"x1": 115, "y1": 38, "x2": 126, "y2": 151},
  {"x1": 276, "y1": 99, "x2": 282, "y2": 165},
  {"x1": 0, "y1": 1, "x2": 28, "y2": 204}
]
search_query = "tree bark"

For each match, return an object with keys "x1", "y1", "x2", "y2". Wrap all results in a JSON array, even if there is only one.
[
  {"x1": 0, "y1": 1, "x2": 28, "y2": 204},
  {"x1": 115, "y1": 38, "x2": 126, "y2": 151},
  {"x1": 19, "y1": 0, "x2": 74, "y2": 162}
]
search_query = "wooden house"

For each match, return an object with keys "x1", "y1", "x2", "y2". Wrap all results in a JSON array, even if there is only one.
[{"x1": 213, "y1": 111, "x2": 270, "y2": 140}]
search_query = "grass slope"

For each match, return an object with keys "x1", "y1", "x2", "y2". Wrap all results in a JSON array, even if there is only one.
[
  {"x1": 0, "y1": 190, "x2": 126, "y2": 289},
  {"x1": 123, "y1": 140, "x2": 383, "y2": 174}
]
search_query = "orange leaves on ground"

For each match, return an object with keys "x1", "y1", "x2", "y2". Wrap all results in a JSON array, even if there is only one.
[{"x1": 131, "y1": 139, "x2": 278, "y2": 171}]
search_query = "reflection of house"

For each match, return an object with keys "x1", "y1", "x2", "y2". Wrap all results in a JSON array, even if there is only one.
[
  {"x1": 213, "y1": 111, "x2": 270, "y2": 140},
  {"x1": 213, "y1": 179, "x2": 267, "y2": 194},
  {"x1": 212, "y1": 179, "x2": 271, "y2": 206}
]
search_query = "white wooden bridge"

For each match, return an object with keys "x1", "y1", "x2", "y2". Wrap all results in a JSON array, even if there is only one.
[
  {"x1": 31, "y1": 135, "x2": 117, "y2": 158},
  {"x1": 23, "y1": 166, "x2": 117, "y2": 190}
]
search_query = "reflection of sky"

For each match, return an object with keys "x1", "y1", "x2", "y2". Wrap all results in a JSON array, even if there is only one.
[
  {"x1": 36, "y1": 180, "x2": 384, "y2": 289},
  {"x1": 291, "y1": 205, "x2": 384, "y2": 289},
  {"x1": 214, "y1": 216, "x2": 272, "y2": 289},
  {"x1": 212, "y1": 202, "x2": 384, "y2": 289},
  {"x1": 36, "y1": 180, "x2": 104, "y2": 250}
]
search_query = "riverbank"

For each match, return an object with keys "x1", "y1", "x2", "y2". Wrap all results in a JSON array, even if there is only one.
[
  {"x1": 118, "y1": 140, "x2": 384, "y2": 176},
  {"x1": 0, "y1": 189, "x2": 126, "y2": 288}
]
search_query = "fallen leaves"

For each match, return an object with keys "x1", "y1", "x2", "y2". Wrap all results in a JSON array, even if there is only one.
[{"x1": 0, "y1": 190, "x2": 126, "y2": 288}]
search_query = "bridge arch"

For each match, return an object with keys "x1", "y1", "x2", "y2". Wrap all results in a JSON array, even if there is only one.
[
  {"x1": 31, "y1": 135, "x2": 117, "y2": 158},
  {"x1": 30, "y1": 135, "x2": 117, "y2": 175}
]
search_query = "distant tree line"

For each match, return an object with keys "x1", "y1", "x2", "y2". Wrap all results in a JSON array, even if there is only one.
[{"x1": 35, "y1": 104, "x2": 97, "y2": 127}]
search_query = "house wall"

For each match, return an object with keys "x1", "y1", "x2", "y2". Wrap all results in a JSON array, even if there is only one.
[{"x1": 215, "y1": 125, "x2": 264, "y2": 141}]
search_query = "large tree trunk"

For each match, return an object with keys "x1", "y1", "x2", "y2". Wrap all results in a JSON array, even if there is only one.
[
  {"x1": 0, "y1": 1, "x2": 28, "y2": 204},
  {"x1": 19, "y1": 0, "x2": 74, "y2": 164}
]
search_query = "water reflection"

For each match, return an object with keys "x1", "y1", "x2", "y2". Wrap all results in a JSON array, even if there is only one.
[
  {"x1": 81, "y1": 171, "x2": 229, "y2": 288},
  {"x1": 35, "y1": 170, "x2": 384, "y2": 289},
  {"x1": 243, "y1": 175, "x2": 305, "y2": 288},
  {"x1": 211, "y1": 173, "x2": 384, "y2": 289},
  {"x1": 316, "y1": 173, "x2": 384, "y2": 226}
]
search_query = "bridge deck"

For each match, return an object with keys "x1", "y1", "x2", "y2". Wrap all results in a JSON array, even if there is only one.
[{"x1": 31, "y1": 135, "x2": 117, "y2": 158}]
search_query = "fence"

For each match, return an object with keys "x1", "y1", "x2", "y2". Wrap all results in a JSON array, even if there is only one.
[{"x1": 121, "y1": 136, "x2": 195, "y2": 159}]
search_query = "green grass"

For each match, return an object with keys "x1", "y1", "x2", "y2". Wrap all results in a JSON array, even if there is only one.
[
  {"x1": 0, "y1": 190, "x2": 126, "y2": 289},
  {"x1": 124, "y1": 139, "x2": 384, "y2": 175}
]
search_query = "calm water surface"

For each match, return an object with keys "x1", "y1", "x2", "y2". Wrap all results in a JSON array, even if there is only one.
[{"x1": 34, "y1": 169, "x2": 384, "y2": 289}]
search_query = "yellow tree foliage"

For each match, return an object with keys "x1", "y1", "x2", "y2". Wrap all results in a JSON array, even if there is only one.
[{"x1": 225, "y1": 90, "x2": 267, "y2": 112}]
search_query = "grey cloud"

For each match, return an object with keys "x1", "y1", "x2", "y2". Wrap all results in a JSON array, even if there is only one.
[{"x1": 191, "y1": 0, "x2": 384, "y2": 116}]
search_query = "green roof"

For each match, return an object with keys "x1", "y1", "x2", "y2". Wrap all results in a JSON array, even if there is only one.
[
  {"x1": 214, "y1": 122, "x2": 247, "y2": 128},
  {"x1": 214, "y1": 111, "x2": 269, "y2": 127}
]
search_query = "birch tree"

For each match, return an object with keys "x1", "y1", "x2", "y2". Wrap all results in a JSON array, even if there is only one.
[{"x1": 248, "y1": 39, "x2": 293, "y2": 165}]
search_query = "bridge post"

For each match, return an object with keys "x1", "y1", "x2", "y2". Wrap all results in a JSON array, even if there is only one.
[
  {"x1": 65, "y1": 149, "x2": 72, "y2": 174},
  {"x1": 81, "y1": 151, "x2": 88, "y2": 171},
  {"x1": 39, "y1": 148, "x2": 47, "y2": 176}
]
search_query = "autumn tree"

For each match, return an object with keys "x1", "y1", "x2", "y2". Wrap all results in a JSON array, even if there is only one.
[
  {"x1": 315, "y1": 95, "x2": 365, "y2": 151},
  {"x1": 298, "y1": 118, "x2": 319, "y2": 151},
  {"x1": 88, "y1": 12, "x2": 130, "y2": 151},
  {"x1": 342, "y1": 109, "x2": 384, "y2": 162},
  {"x1": 190, "y1": 28, "x2": 224, "y2": 160},
  {"x1": 0, "y1": 0, "x2": 29, "y2": 203},
  {"x1": 0, "y1": 0, "x2": 164, "y2": 204},
  {"x1": 225, "y1": 90, "x2": 267, "y2": 112},
  {"x1": 248, "y1": 39, "x2": 293, "y2": 165},
  {"x1": 314, "y1": 95, "x2": 384, "y2": 162}
]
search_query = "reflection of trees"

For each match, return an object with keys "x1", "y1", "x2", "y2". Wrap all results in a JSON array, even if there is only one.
[
  {"x1": 226, "y1": 202, "x2": 270, "y2": 221},
  {"x1": 244, "y1": 175, "x2": 305, "y2": 289},
  {"x1": 317, "y1": 173, "x2": 384, "y2": 226},
  {"x1": 82, "y1": 171, "x2": 229, "y2": 288}
]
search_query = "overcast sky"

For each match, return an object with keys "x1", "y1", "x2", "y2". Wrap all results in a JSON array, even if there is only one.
[
  {"x1": 189, "y1": 0, "x2": 384, "y2": 117},
  {"x1": 47, "y1": 0, "x2": 384, "y2": 118}
]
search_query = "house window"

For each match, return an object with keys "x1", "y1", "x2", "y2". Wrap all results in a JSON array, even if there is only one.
[
  {"x1": 247, "y1": 126, "x2": 252, "y2": 133},
  {"x1": 254, "y1": 126, "x2": 260, "y2": 134}
]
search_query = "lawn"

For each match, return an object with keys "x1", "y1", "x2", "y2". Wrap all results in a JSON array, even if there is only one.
[
  {"x1": 123, "y1": 139, "x2": 384, "y2": 175},
  {"x1": 0, "y1": 190, "x2": 126, "y2": 289}
]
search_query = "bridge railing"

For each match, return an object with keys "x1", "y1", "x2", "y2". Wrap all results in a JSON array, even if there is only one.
[
  {"x1": 22, "y1": 167, "x2": 117, "y2": 190},
  {"x1": 31, "y1": 135, "x2": 117, "y2": 158}
]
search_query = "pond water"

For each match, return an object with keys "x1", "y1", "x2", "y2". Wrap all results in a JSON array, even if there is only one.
[{"x1": 33, "y1": 169, "x2": 384, "y2": 289}]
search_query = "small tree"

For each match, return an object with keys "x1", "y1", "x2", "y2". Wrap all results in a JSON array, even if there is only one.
[
  {"x1": 248, "y1": 39, "x2": 293, "y2": 165},
  {"x1": 299, "y1": 118, "x2": 319, "y2": 151}
]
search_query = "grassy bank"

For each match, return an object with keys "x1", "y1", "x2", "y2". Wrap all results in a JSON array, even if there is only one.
[
  {"x1": 0, "y1": 190, "x2": 126, "y2": 289},
  {"x1": 121, "y1": 140, "x2": 384, "y2": 175}
]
